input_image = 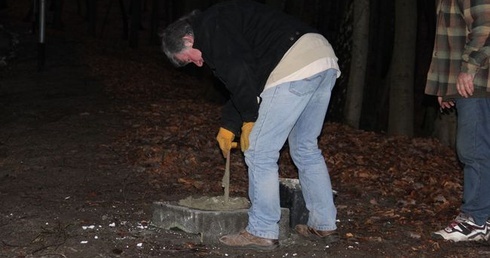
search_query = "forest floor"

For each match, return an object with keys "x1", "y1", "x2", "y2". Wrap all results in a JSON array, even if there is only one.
[{"x1": 2, "y1": 1, "x2": 490, "y2": 258}]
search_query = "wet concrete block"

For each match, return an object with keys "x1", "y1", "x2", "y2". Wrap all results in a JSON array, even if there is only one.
[{"x1": 152, "y1": 202, "x2": 290, "y2": 244}]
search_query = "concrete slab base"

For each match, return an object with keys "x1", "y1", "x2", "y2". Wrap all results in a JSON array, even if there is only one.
[{"x1": 152, "y1": 202, "x2": 290, "y2": 244}]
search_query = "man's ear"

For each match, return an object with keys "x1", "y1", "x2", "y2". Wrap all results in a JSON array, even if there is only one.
[{"x1": 183, "y1": 35, "x2": 194, "y2": 47}]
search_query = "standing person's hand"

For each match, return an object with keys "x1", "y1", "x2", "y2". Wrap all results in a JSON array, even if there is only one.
[
  {"x1": 216, "y1": 128, "x2": 236, "y2": 157},
  {"x1": 456, "y1": 72, "x2": 475, "y2": 98},
  {"x1": 438, "y1": 97, "x2": 454, "y2": 110},
  {"x1": 240, "y1": 122, "x2": 255, "y2": 152}
]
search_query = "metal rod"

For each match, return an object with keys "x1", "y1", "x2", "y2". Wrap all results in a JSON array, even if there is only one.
[
  {"x1": 222, "y1": 151, "x2": 231, "y2": 204},
  {"x1": 39, "y1": 0, "x2": 45, "y2": 43},
  {"x1": 38, "y1": 0, "x2": 46, "y2": 71}
]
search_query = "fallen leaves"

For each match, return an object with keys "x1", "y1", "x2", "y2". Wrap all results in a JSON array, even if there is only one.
[{"x1": 83, "y1": 40, "x2": 464, "y2": 246}]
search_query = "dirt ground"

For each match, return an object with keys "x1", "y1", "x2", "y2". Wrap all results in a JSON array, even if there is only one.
[{"x1": 2, "y1": 1, "x2": 490, "y2": 258}]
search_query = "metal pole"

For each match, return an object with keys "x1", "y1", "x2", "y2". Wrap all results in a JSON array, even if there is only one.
[{"x1": 38, "y1": 0, "x2": 45, "y2": 71}]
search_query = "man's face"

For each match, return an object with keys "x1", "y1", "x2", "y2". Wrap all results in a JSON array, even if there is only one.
[{"x1": 174, "y1": 48, "x2": 204, "y2": 67}]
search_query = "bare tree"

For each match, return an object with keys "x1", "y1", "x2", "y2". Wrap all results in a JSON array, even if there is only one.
[
  {"x1": 388, "y1": 0, "x2": 417, "y2": 136},
  {"x1": 343, "y1": 0, "x2": 369, "y2": 129}
]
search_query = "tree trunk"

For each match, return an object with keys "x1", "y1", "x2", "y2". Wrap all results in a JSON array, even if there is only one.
[
  {"x1": 149, "y1": 0, "x2": 160, "y2": 44},
  {"x1": 51, "y1": 0, "x2": 64, "y2": 29},
  {"x1": 87, "y1": 0, "x2": 97, "y2": 37},
  {"x1": 129, "y1": 0, "x2": 142, "y2": 49},
  {"x1": 327, "y1": 0, "x2": 352, "y2": 123},
  {"x1": 388, "y1": 0, "x2": 417, "y2": 136},
  {"x1": 343, "y1": 0, "x2": 369, "y2": 129},
  {"x1": 0, "y1": 0, "x2": 7, "y2": 9}
]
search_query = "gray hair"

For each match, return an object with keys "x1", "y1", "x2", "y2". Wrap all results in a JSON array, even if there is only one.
[{"x1": 160, "y1": 10, "x2": 200, "y2": 67}]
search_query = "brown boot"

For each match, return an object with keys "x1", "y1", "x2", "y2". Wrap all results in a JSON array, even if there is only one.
[
  {"x1": 219, "y1": 230, "x2": 279, "y2": 251},
  {"x1": 295, "y1": 224, "x2": 339, "y2": 244}
]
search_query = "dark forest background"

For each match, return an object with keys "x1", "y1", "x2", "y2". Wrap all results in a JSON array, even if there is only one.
[{"x1": 5, "y1": 0, "x2": 454, "y2": 144}]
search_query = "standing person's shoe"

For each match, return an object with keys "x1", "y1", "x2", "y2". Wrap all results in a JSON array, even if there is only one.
[
  {"x1": 219, "y1": 230, "x2": 279, "y2": 251},
  {"x1": 295, "y1": 224, "x2": 339, "y2": 244},
  {"x1": 432, "y1": 213, "x2": 490, "y2": 242}
]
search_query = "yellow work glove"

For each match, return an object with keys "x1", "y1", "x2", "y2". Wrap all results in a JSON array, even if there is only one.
[
  {"x1": 240, "y1": 122, "x2": 255, "y2": 152},
  {"x1": 216, "y1": 127, "x2": 236, "y2": 157}
]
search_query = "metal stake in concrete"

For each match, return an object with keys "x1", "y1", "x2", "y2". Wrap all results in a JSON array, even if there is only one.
[{"x1": 222, "y1": 151, "x2": 231, "y2": 204}]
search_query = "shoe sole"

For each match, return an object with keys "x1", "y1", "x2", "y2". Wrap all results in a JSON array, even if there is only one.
[{"x1": 432, "y1": 232, "x2": 489, "y2": 242}]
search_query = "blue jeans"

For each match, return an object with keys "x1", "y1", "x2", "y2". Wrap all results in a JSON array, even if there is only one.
[
  {"x1": 244, "y1": 69, "x2": 338, "y2": 239},
  {"x1": 456, "y1": 98, "x2": 490, "y2": 226}
]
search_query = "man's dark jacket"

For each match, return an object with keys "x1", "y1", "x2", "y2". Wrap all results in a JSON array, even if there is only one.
[{"x1": 191, "y1": 0, "x2": 316, "y2": 134}]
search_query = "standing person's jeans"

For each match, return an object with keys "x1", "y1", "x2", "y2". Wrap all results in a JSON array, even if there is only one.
[
  {"x1": 457, "y1": 98, "x2": 490, "y2": 226},
  {"x1": 244, "y1": 69, "x2": 338, "y2": 239}
]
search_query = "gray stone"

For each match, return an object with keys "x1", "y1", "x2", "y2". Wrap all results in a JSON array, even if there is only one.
[
  {"x1": 152, "y1": 202, "x2": 290, "y2": 244},
  {"x1": 279, "y1": 178, "x2": 339, "y2": 228},
  {"x1": 280, "y1": 178, "x2": 309, "y2": 228}
]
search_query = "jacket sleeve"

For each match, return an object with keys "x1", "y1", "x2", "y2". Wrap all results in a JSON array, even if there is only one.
[
  {"x1": 221, "y1": 100, "x2": 243, "y2": 135},
  {"x1": 460, "y1": 0, "x2": 490, "y2": 74},
  {"x1": 216, "y1": 57, "x2": 260, "y2": 123},
  {"x1": 208, "y1": 10, "x2": 261, "y2": 129}
]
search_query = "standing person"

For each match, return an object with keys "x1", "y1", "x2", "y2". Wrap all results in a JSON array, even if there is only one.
[
  {"x1": 426, "y1": 0, "x2": 490, "y2": 242},
  {"x1": 161, "y1": 0, "x2": 340, "y2": 250}
]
